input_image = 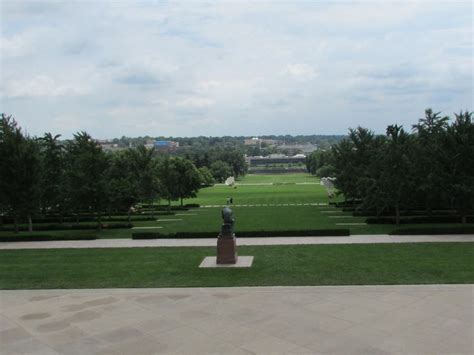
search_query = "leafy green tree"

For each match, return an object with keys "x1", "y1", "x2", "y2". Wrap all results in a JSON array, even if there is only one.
[
  {"x1": 210, "y1": 160, "x2": 233, "y2": 183},
  {"x1": 0, "y1": 114, "x2": 41, "y2": 232},
  {"x1": 363, "y1": 125, "x2": 415, "y2": 224},
  {"x1": 64, "y1": 132, "x2": 109, "y2": 229},
  {"x1": 38, "y1": 133, "x2": 65, "y2": 219},
  {"x1": 443, "y1": 111, "x2": 474, "y2": 223},
  {"x1": 198, "y1": 166, "x2": 215, "y2": 186},
  {"x1": 172, "y1": 157, "x2": 202, "y2": 206},
  {"x1": 157, "y1": 156, "x2": 177, "y2": 209},
  {"x1": 411, "y1": 109, "x2": 450, "y2": 212},
  {"x1": 105, "y1": 150, "x2": 140, "y2": 221},
  {"x1": 157, "y1": 157, "x2": 201, "y2": 207},
  {"x1": 128, "y1": 145, "x2": 162, "y2": 218}
]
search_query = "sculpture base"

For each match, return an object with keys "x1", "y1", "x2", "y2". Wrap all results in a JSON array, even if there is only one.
[
  {"x1": 217, "y1": 234, "x2": 237, "y2": 264},
  {"x1": 199, "y1": 256, "x2": 253, "y2": 268}
]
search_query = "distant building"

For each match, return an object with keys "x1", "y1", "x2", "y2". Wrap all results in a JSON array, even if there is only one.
[
  {"x1": 243, "y1": 137, "x2": 277, "y2": 146},
  {"x1": 95, "y1": 140, "x2": 124, "y2": 153},
  {"x1": 153, "y1": 140, "x2": 179, "y2": 152},
  {"x1": 276, "y1": 143, "x2": 317, "y2": 155},
  {"x1": 247, "y1": 155, "x2": 306, "y2": 166}
]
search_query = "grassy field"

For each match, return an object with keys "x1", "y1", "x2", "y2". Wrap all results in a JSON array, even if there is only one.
[
  {"x1": 2, "y1": 173, "x2": 473, "y2": 238},
  {"x1": 236, "y1": 174, "x2": 319, "y2": 184},
  {"x1": 1, "y1": 243, "x2": 472, "y2": 289}
]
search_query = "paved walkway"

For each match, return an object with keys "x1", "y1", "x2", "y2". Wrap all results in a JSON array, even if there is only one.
[
  {"x1": 200, "y1": 202, "x2": 327, "y2": 208},
  {"x1": 1, "y1": 285, "x2": 472, "y2": 354},
  {"x1": 0, "y1": 234, "x2": 473, "y2": 250}
]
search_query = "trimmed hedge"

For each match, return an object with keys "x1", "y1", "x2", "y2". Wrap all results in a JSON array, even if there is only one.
[
  {"x1": 1, "y1": 214, "x2": 169, "y2": 224},
  {"x1": 139, "y1": 205, "x2": 190, "y2": 211},
  {"x1": 389, "y1": 227, "x2": 474, "y2": 235},
  {"x1": 353, "y1": 210, "x2": 463, "y2": 217},
  {"x1": 132, "y1": 229, "x2": 350, "y2": 239},
  {"x1": 0, "y1": 223, "x2": 133, "y2": 232},
  {"x1": 0, "y1": 234, "x2": 97, "y2": 242},
  {"x1": 366, "y1": 216, "x2": 474, "y2": 224},
  {"x1": 184, "y1": 203, "x2": 200, "y2": 208}
]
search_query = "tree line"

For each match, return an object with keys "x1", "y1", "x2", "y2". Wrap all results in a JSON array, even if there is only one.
[
  {"x1": 307, "y1": 109, "x2": 474, "y2": 224},
  {"x1": 0, "y1": 114, "x2": 245, "y2": 232}
]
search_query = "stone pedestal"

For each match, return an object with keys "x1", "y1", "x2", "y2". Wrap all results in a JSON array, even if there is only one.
[{"x1": 217, "y1": 235, "x2": 238, "y2": 264}]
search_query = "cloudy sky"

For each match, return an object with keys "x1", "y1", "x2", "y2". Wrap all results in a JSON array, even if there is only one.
[{"x1": 1, "y1": 0, "x2": 472, "y2": 138}]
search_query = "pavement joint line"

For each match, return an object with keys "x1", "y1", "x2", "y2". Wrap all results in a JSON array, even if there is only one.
[
  {"x1": 156, "y1": 219, "x2": 183, "y2": 222},
  {"x1": 336, "y1": 223, "x2": 368, "y2": 225},
  {"x1": 131, "y1": 226, "x2": 163, "y2": 229},
  {"x1": 1, "y1": 235, "x2": 473, "y2": 250}
]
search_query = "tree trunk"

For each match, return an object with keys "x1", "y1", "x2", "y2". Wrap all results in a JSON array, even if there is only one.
[
  {"x1": 127, "y1": 208, "x2": 132, "y2": 223},
  {"x1": 28, "y1": 214, "x2": 33, "y2": 232},
  {"x1": 168, "y1": 199, "x2": 171, "y2": 212},
  {"x1": 151, "y1": 200, "x2": 155, "y2": 220},
  {"x1": 395, "y1": 204, "x2": 400, "y2": 225},
  {"x1": 461, "y1": 215, "x2": 467, "y2": 224},
  {"x1": 14, "y1": 216, "x2": 19, "y2": 234},
  {"x1": 97, "y1": 210, "x2": 102, "y2": 230},
  {"x1": 180, "y1": 197, "x2": 183, "y2": 207}
]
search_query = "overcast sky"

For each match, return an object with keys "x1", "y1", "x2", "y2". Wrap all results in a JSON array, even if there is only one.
[{"x1": 1, "y1": 0, "x2": 472, "y2": 139}]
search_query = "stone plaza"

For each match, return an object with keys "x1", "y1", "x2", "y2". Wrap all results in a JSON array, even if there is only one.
[{"x1": 1, "y1": 285, "x2": 472, "y2": 354}]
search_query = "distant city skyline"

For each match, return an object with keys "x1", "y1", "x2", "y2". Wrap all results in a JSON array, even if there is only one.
[{"x1": 1, "y1": 0, "x2": 472, "y2": 139}]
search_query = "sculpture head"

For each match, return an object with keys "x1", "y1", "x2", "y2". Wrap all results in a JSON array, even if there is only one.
[{"x1": 221, "y1": 207, "x2": 234, "y2": 223}]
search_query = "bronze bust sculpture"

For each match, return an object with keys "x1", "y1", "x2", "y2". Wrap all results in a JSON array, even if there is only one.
[{"x1": 220, "y1": 206, "x2": 235, "y2": 238}]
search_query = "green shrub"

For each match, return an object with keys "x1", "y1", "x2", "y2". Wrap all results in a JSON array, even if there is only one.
[
  {"x1": 389, "y1": 227, "x2": 474, "y2": 235},
  {"x1": 132, "y1": 229, "x2": 350, "y2": 239},
  {"x1": 0, "y1": 223, "x2": 133, "y2": 232},
  {"x1": 0, "y1": 234, "x2": 97, "y2": 242},
  {"x1": 366, "y1": 216, "x2": 473, "y2": 224}
]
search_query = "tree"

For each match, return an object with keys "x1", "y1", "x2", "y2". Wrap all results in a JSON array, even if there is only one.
[
  {"x1": 105, "y1": 150, "x2": 140, "y2": 221},
  {"x1": 64, "y1": 132, "x2": 109, "y2": 229},
  {"x1": 0, "y1": 114, "x2": 41, "y2": 232},
  {"x1": 38, "y1": 133, "x2": 65, "y2": 219},
  {"x1": 128, "y1": 145, "x2": 162, "y2": 219},
  {"x1": 157, "y1": 157, "x2": 176, "y2": 209},
  {"x1": 443, "y1": 111, "x2": 474, "y2": 223},
  {"x1": 172, "y1": 157, "x2": 202, "y2": 206},
  {"x1": 198, "y1": 166, "x2": 215, "y2": 186},
  {"x1": 411, "y1": 108, "x2": 450, "y2": 213},
  {"x1": 363, "y1": 125, "x2": 415, "y2": 224},
  {"x1": 210, "y1": 160, "x2": 233, "y2": 183}
]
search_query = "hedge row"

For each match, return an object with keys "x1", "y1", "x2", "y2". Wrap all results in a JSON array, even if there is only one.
[
  {"x1": 139, "y1": 204, "x2": 197, "y2": 210},
  {"x1": 353, "y1": 210, "x2": 465, "y2": 217},
  {"x1": 132, "y1": 229, "x2": 350, "y2": 239},
  {"x1": 389, "y1": 227, "x2": 474, "y2": 235},
  {"x1": 1, "y1": 213, "x2": 172, "y2": 224},
  {"x1": 366, "y1": 216, "x2": 474, "y2": 224},
  {"x1": 0, "y1": 234, "x2": 97, "y2": 242},
  {"x1": 0, "y1": 223, "x2": 133, "y2": 232}
]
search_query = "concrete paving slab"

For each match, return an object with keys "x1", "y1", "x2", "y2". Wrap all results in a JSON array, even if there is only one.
[
  {"x1": 199, "y1": 256, "x2": 254, "y2": 268},
  {"x1": 1, "y1": 285, "x2": 471, "y2": 354},
  {"x1": 1, "y1": 234, "x2": 473, "y2": 250}
]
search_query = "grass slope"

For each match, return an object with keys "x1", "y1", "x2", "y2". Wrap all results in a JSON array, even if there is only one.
[{"x1": 1, "y1": 243, "x2": 472, "y2": 289}]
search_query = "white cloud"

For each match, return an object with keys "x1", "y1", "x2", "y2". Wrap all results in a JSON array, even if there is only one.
[
  {"x1": 5, "y1": 76, "x2": 87, "y2": 98},
  {"x1": 284, "y1": 64, "x2": 318, "y2": 82},
  {"x1": 176, "y1": 97, "x2": 215, "y2": 108},
  {"x1": 0, "y1": 1, "x2": 471, "y2": 137}
]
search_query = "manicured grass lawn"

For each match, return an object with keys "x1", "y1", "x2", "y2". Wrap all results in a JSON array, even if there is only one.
[
  {"x1": 237, "y1": 173, "x2": 320, "y2": 184},
  {"x1": 1, "y1": 243, "x2": 472, "y2": 289},
  {"x1": 180, "y1": 182, "x2": 331, "y2": 206},
  {"x1": 2, "y1": 174, "x2": 473, "y2": 239}
]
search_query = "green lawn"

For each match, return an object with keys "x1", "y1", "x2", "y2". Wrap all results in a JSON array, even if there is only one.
[
  {"x1": 237, "y1": 173, "x2": 320, "y2": 184},
  {"x1": 1, "y1": 243, "x2": 472, "y2": 289},
  {"x1": 180, "y1": 182, "x2": 331, "y2": 206},
  {"x1": 2, "y1": 173, "x2": 473, "y2": 238}
]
